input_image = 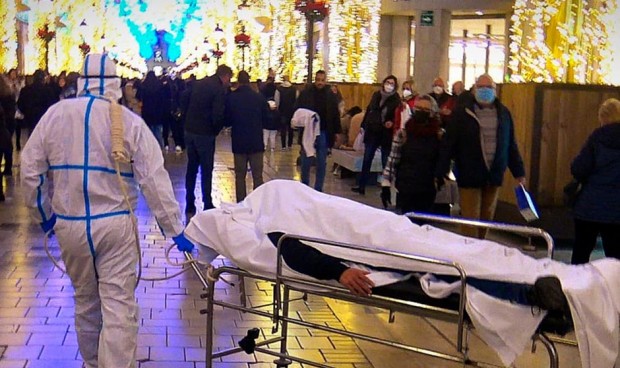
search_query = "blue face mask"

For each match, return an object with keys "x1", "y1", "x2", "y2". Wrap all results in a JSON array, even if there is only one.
[{"x1": 475, "y1": 87, "x2": 496, "y2": 104}]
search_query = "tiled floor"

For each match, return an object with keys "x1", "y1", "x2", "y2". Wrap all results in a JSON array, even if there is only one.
[{"x1": 0, "y1": 131, "x2": 586, "y2": 367}]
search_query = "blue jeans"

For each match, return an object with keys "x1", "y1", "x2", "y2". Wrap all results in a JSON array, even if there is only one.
[
  {"x1": 301, "y1": 131, "x2": 328, "y2": 192},
  {"x1": 358, "y1": 138, "x2": 389, "y2": 189},
  {"x1": 149, "y1": 124, "x2": 164, "y2": 148},
  {"x1": 185, "y1": 132, "x2": 217, "y2": 211}
]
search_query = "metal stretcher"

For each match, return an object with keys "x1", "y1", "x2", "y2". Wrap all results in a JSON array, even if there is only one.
[{"x1": 187, "y1": 213, "x2": 576, "y2": 368}]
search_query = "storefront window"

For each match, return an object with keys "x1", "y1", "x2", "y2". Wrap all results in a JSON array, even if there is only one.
[{"x1": 449, "y1": 18, "x2": 506, "y2": 88}]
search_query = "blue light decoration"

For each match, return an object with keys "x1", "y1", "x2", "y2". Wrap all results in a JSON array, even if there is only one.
[{"x1": 107, "y1": 0, "x2": 199, "y2": 62}]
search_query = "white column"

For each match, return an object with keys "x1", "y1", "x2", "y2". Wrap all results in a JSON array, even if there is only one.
[
  {"x1": 390, "y1": 16, "x2": 412, "y2": 86},
  {"x1": 412, "y1": 9, "x2": 452, "y2": 94},
  {"x1": 376, "y1": 15, "x2": 393, "y2": 82}
]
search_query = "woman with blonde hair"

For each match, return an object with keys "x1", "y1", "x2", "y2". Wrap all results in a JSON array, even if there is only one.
[{"x1": 570, "y1": 98, "x2": 620, "y2": 264}]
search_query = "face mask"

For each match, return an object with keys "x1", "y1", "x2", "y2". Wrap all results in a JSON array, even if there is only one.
[
  {"x1": 402, "y1": 89, "x2": 413, "y2": 99},
  {"x1": 384, "y1": 83, "x2": 395, "y2": 93},
  {"x1": 413, "y1": 110, "x2": 431, "y2": 124},
  {"x1": 475, "y1": 87, "x2": 496, "y2": 104},
  {"x1": 433, "y1": 86, "x2": 444, "y2": 95}
]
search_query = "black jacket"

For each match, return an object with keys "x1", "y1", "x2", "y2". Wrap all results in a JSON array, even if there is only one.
[
  {"x1": 435, "y1": 99, "x2": 525, "y2": 188},
  {"x1": 225, "y1": 84, "x2": 270, "y2": 154},
  {"x1": 361, "y1": 90, "x2": 401, "y2": 147},
  {"x1": 277, "y1": 84, "x2": 297, "y2": 122},
  {"x1": 396, "y1": 122, "x2": 442, "y2": 194},
  {"x1": 17, "y1": 81, "x2": 56, "y2": 130},
  {"x1": 0, "y1": 105, "x2": 12, "y2": 151},
  {"x1": 138, "y1": 77, "x2": 166, "y2": 126},
  {"x1": 571, "y1": 122, "x2": 620, "y2": 223},
  {"x1": 185, "y1": 74, "x2": 228, "y2": 136},
  {"x1": 295, "y1": 85, "x2": 341, "y2": 148}
]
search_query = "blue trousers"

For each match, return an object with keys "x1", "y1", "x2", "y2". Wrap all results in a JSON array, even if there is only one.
[
  {"x1": 185, "y1": 132, "x2": 216, "y2": 211},
  {"x1": 149, "y1": 124, "x2": 164, "y2": 148},
  {"x1": 358, "y1": 138, "x2": 389, "y2": 189},
  {"x1": 301, "y1": 131, "x2": 328, "y2": 192}
]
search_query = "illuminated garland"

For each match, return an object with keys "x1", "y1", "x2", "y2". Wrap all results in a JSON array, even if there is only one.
[
  {"x1": 327, "y1": 0, "x2": 380, "y2": 83},
  {"x1": 0, "y1": 0, "x2": 18, "y2": 73},
  {"x1": 509, "y1": 0, "x2": 617, "y2": 84}
]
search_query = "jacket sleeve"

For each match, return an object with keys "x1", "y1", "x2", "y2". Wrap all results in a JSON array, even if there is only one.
[
  {"x1": 211, "y1": 84, "x2": 226, "y2": 132},
  {"x1": 505, "y1": 110, "x2": 526, "y2": 179},
  {"x1": 435, "y1": 111, "x2": 459, "y2": 178},
  {"x1": 20, "y1": 117, "x2": 52, "y2": 224},
  {"x1": 131, "y1": 121, "x2": 184, "y2": 237},
  {"x1": 571, "y1": 132, "x2": 597, "y2": 182},
  {"x1": 329, "y1": 94, "x2": 342, "y2": 134},
  {"x1": 268, "y1": 232, "x2": 348, "y2": 281},
  {"x1": 360, "y1": 92, "x2": 378, "y2": 130}
]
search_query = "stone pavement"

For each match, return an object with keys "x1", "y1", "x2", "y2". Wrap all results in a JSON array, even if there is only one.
[{"x1": 0, "y1": 131, "x2": 584, "y2": 367}]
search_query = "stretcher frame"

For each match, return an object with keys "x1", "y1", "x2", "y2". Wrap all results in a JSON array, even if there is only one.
[{"x1": 190, "y1": 213, "x2": 571, "y2": 368}]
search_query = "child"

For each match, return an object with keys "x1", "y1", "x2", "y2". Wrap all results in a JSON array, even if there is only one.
[{"x1": 264, "y1": 100, "x2": 281, "y2": 151}]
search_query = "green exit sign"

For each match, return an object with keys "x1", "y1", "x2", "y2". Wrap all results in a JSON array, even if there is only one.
[{"x1": 420, "y1": 11, "x2": 434, "y2": 26}]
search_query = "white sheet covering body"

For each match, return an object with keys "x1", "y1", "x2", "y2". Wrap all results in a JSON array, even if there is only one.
[
  {"x1": 184, "y1": 180, "x2": 620, "y2": 368},
  {"x1": 291, "y1": 108, "x2": 321, "y2": 157}
]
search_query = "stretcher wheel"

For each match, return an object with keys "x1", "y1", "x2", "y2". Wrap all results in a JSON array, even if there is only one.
[{"x1": 273, "y1": 358, "x2": 292, "y2": 367}]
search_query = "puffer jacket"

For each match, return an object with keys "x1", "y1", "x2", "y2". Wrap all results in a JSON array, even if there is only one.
[{"x1": 571, "y1": 122, "x2": 620, "y2": 223}]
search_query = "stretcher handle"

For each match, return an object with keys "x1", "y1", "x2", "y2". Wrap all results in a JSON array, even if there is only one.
[{"x1": 404, "y1": 212, "x2": 555, "y2": 258}]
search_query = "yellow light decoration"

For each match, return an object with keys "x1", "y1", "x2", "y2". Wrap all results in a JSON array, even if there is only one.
[
  {"x1": 327, "y1": 0, "x2": 380, "y2": 83},
  {"x1": 4, "y1": 0, "x2": 380, "y2": 83},
  {"x1": 0, "y1": 0, "x2": 19, "y2": 73},
  {"x1": 509, "y1": 0, "x2": 618, "y2": 84}
]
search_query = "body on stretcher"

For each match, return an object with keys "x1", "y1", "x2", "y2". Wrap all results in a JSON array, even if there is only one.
[
  {"x1": 183, "y1": 180, "x2": 620, "y2": 368},
  {"x1": 190, "y1": 228, "x2": 572, "y2": 368}
]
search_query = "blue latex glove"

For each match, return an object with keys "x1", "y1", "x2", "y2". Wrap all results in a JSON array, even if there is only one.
[
  {"x1": 40, "y1": 214, "x2": 57, "y2": 235},
  {"x1": 173, "y1": 232, "x2": 194, "y2": 253}
]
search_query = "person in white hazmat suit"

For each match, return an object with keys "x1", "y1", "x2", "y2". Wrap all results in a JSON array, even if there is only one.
[{"x1": 20, "y1": 53, "x2": 195, "y2": 368}]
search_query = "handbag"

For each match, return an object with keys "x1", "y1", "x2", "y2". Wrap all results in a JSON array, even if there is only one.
[{"x1": 563, "y1": 179, "x2": 582, "y2": 208}]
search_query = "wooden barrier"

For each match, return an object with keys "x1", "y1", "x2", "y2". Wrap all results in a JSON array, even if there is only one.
[{"x1": 498, "y1": 83, "x2": 620, "y2": 207}]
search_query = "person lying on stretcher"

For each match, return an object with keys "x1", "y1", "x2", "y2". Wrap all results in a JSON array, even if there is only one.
[
  {"x1": 266, "y1": 231, "x2": 569, "y2": 317},
  {"x1": 180, "y1": 180, "x2": 620, "y2": 368}
]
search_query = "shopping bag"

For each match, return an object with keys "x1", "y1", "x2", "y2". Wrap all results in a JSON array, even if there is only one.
[
  {"x1": 515, "y1": 184, "x2": 539, "y2": 222},
  {"x1": 352, "y1": 129, "x2": 365, "y2": 152}
]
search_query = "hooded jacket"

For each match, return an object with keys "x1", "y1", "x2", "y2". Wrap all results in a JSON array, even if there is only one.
[{"x1": 571, "y1": 122, "x2": 620, "y2": 223}]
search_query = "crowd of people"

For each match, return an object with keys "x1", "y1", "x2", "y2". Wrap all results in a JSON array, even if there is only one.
[{"x1": 1, "y1": 62, "x2": 619, "y2": 261}]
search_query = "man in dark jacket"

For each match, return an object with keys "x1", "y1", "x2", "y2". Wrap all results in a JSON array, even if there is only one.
[
  {"x1": 295, "y1": 70, "x2": 341, "y2": 192},
  {"x1": 184, "y1": 65, "x2": 233, "y2": 213},
  {"x1": 435, "y1": 74, "x2": 526, "y2": 239},
  {"x1": 225, "y1": 70, "x2": 270, "y2": 202},
  {"x1": 17, "y1": 69, "x2": 56, "y2": 135},
  {"x1": 274, "y1": 75, "x2": 297, "y2": 150}
]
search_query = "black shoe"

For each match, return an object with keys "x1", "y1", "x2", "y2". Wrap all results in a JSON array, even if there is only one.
[
  {"x1": 351, "y1": 186, "x2": 365, "y2": 195},
  {"x1": 527, "y1": 276, "x2": 570, "y2": 315}
]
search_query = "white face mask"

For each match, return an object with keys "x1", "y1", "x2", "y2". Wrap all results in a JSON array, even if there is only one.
[
  {"x1": 384, "y1": 83, "x2": 395, "y2": 93},
  {"x1": 402, "y1": 89, "x2": 413, "y2": 98},
  {"x1": 433, "y1": 86, "x2": 444, "y2": 95}
]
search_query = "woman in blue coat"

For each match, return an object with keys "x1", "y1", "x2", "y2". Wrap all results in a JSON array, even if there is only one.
[{"x1": 570, "y1": 98, "x2": 620, "y2": 264}]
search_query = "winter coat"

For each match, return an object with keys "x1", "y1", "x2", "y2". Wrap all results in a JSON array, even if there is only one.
[
  {"x1": 295, "y1": 85, "x2": 341, "y2": 148},
  {"x1": 138, "y1": 77, "x2": 166, "y2": 126},
  {"x1": 184, "y1": 74, "x2": 228, "y2": 136},
  {"x1": 0, "y1": 105, "x2": 12, "y2": 151},
  {"x1": 17, "y1": 81, "x2": 56, "y2": 130},
  {"x1": 225, "y1": 84, "x2": 270, "y2": 154},
  {"x1": 571, "y1": 122, "x2": 620, "y2": 223},
  {"x1": 361, "y1": 90, "x2": 401, "y2": 148},
  {"x1": 435, "y1": 99, "x2": 525, "y2": 188},
  {"x1": 264, "y1": 109, "x2": 281, "y2": 131}
]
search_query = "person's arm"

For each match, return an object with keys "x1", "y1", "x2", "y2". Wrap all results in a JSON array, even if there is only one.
[
  {"x1": 434, "y1": 110, "x2": 459, "y2": 181},
  {"x1": 211, "y1": 82, "x2": 226, "y2": 132},
  {"x1": 505, "y1": 110, "x2": 526, "y2": 182},
  {"x1": 274, "y1": 89, "x2": 281, "y2": 108},
  {"x1": 130, "y1": 119, "x2": 184, "y2": 237},
  {"x1": 20, "y1": 113, "x2": 54, "y2": 232},
  {"x1": 268, "y1": 232, "x2": 374, "y2": 296}
]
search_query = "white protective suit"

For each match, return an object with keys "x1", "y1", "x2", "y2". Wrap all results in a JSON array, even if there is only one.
[
  {"x1": 184, "y1": 179, "x2": 620, "y2": 368},
  {"x1": 20, "y1": 54, "x2": 185, "y2": 368}
]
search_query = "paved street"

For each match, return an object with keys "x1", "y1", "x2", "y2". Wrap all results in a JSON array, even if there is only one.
[{"x1": 0, "y1": 132, "x2": 584, "y2": 367}]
